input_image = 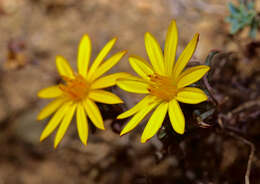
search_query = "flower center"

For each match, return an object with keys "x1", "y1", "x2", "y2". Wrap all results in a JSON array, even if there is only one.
[
  {"x1": 148, "y1": 74, "x2": 178, "y2": 101},
  {"x1": 59, "y1": 74, "x2": 90, "y2": 101}
]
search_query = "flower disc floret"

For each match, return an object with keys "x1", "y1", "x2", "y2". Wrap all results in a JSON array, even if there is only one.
[
  {"x1": 59, "y1": 74, "x2": 91, "y2": 101},
  {"x1": 148, "y1": 74, "x2": 178, "y2": 101}
]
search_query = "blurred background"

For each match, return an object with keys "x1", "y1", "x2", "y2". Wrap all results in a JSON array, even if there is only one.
[{"x1": 0, "y1": 0, "x2": 259, "y2": 183}]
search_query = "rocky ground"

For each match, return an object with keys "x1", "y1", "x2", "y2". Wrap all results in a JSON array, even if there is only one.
[{"x1": 0, "y1": 0, "x2": 259, "y2": 183}]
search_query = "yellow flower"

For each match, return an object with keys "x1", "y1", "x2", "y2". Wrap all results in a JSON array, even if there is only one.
[
  {"x1": 116, "y1": 20, "x2": 210, "y2": 143},
  {"x1": 37, "y1": 35, "x2": 128, "y2": 148}
]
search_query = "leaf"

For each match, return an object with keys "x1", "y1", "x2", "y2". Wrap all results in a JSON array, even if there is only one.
[
  {"x1": 231, "y1": 23, "x2": 241, "y2": 34},
  {"x1": 247, "y1": 2, "x2": 255, "y2": 10},
  {"x1": 249, "y1": 20, "x2": 258, "y2": 38},
  {"x1": 204, "y1": 50, "x2": 220, "y2": 66},
  {"x1": 225, "y1": 16, "x2": 233, "y2": 23},
  {"x1": 228, "y1": 2, "x2": 240, "y2": 15},
  {"x1": 199, "y1": 109, "x2": 215, "y2": 120}
]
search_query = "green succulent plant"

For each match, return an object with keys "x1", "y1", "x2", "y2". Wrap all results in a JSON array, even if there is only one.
[{"x1": 226, "y1": 0, "x2": 259, "y2": 38}]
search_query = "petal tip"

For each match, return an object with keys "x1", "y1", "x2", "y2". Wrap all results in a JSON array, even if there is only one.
[
  {"x1": 128, "y1": 55, "x2": 139, "y2": 62},
  {"x1": 54, "y1": 143, "x2": 58, "y2": 149},
  {"x1": 195, "y1": 33, "x2": 200, "y2": 40},
  {"x1": 54, "y1": 138, "x2": 61, "y2": 149},
  {"x1": 37, "y1": 115, "x2": 42, "y2": 121},
  {"x1": 120, "y1": 131, "x2": 126, "y2": 136},
  {"x1": 112, "y1": 37, "x2": 118, "y2": 42},
  {"x1": 100, "y1": 126, "x2": 105, "y2": 130},
  {"x1": 205, "y1": 66, "x2": 210, "y2": 72},
  {"x1": 55, "y1": 55, "x2": 63, "y2": 62},
  {"x1": 169, "y1": 20, "x2": 177, "y2": 28},
  {"x1": 80, "y1": 34, "x2": 91, "y2": 44},
  {"x1": 82, "y1": 140, "x2": 87, "y2": 146},
  {"x1": 171, "y1": 19, "x2": 176, "y2": 23},
  {"x1": 107, "y1": 37, "x2": 118, "y2": 46},
  {"x1": 121, "y1": 50, "x2": 128, "y2": 55},
  {"x1": 144, "y1": 32, "x2": 150, "y2": 36},
  {"x1": 144, "y1": 32, "x2": 151, "y2": 39},
  {"x1": 141, "y1": 134, "x2": 150, "y2": 143},
  {"x1": 37, "y1": 91, "x2": 42, "y2": 98},
  {"x1": 140, "y1": 138, "x2": 147, "y2": 144},
  {"x1": 176, "y1": 129, "x2": 185, "y2": 134},
  {"x1": 82, "y1": 34, "x2": 90, "y2": 39},
  {"x1": 39, "y1": 135, "x2": 45, "y2": 142},
  {"x1": 116, "y1": 114, "x2": 123, "y2": 119},
  {"x1": 117, "y1": 99, "x2": 124, "y2": 104}
]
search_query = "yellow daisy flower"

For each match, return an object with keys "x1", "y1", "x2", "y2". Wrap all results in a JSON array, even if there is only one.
[
  {"x1": 37, "y1": 34, "x2": 128, "y2": 148},
  {"x1": 116, "y1": 20, "x2": 210, "y2": 143}
]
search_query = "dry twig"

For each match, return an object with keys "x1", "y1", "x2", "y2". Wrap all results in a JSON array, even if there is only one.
[
  {"x1": 228, "y1": 99, "x2": 260, "y2": 117},
  {"x1": 218, "y1": 117, "x2": 255, "y2": 184},
  {"x1": 227, "y1": 131, "x2": 255, "y2": 184},
  {"x1": 203, "y1": 75, "x2": 218, "y2": 106}
]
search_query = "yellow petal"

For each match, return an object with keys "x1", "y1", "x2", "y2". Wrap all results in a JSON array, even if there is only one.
[
  {"x1": 56, "y1": 56, "x2": 74, "y2": 78},
  {"x1": 91, "y1": 72, "x2": 132, "y2": 90},
  {"x1": 176, "y1": 87, "x2": 208, "y2": 104},
  {"x1": 37, "y1": 98, "x2": 67, "y2": 120},
  {"x1": 40, "y1": 102, "x2": 70, "y2": 142},
  {"x1": 87, "y1": 38, "x2": 117, "y2": 79},
  {"x1": 145, "y1": 32, "x2": 165, "y2": 75},
  {"x1": 141, "y1": 102, "x2": 168, "y2": 143},
  {"x1": 117, "y1": 78, "x2": 149, "y2": 94},
  {"x1": 89, "y1": 90, "x2": 123, "y2": 104},
  {"x1": 83, "y1": 99, "x2": 104, "y2": 130},
  {"x1": 78, "y1": 34, "x2": 91, "y2": 77},
  {"x1": 117, "y1": 95, "x2": 156, "y2": 119},
  {"x1": 37, "y1": 85, "x2": 63, "y2": 99},
  {"x1": 177, "y1": 65, "x2": 210, "y2": 88},
  {"x1": 172, "y1": 33, "x2": 199, "y2": 79},
  {"x1": 54, "y1": 103, "x2": 76, "y2": 148},
  {"x1": 164, "y1": 20, "x2": 178, "y2": 75},
  {"x1": 76, "y1": 104, "x2": 88, "y2": 145},
  {"x1": 90, "y1": 50, "x2": 127, "y2": 81},
  {"x1": 168, "y1": 99, "x2": 185, "y2": 134},
  {"x1": 129, "y1": 55, "x2": 154, "y2": 79},
  {"x1": 120, "y1": 100, "x2": 160, "y2": 136}
]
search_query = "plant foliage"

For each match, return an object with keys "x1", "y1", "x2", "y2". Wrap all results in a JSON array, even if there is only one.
[{"x1": 226, "y1": 0, "x2": 259, "y2": 38}]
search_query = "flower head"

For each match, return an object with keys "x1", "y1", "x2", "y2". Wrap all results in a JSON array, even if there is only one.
[
  {"x1": 37, "y1": 35, "x2": 128, "y2": 148},
  {"x1": 117, "y1": 20, "x2": 210, "y2": 143}
]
